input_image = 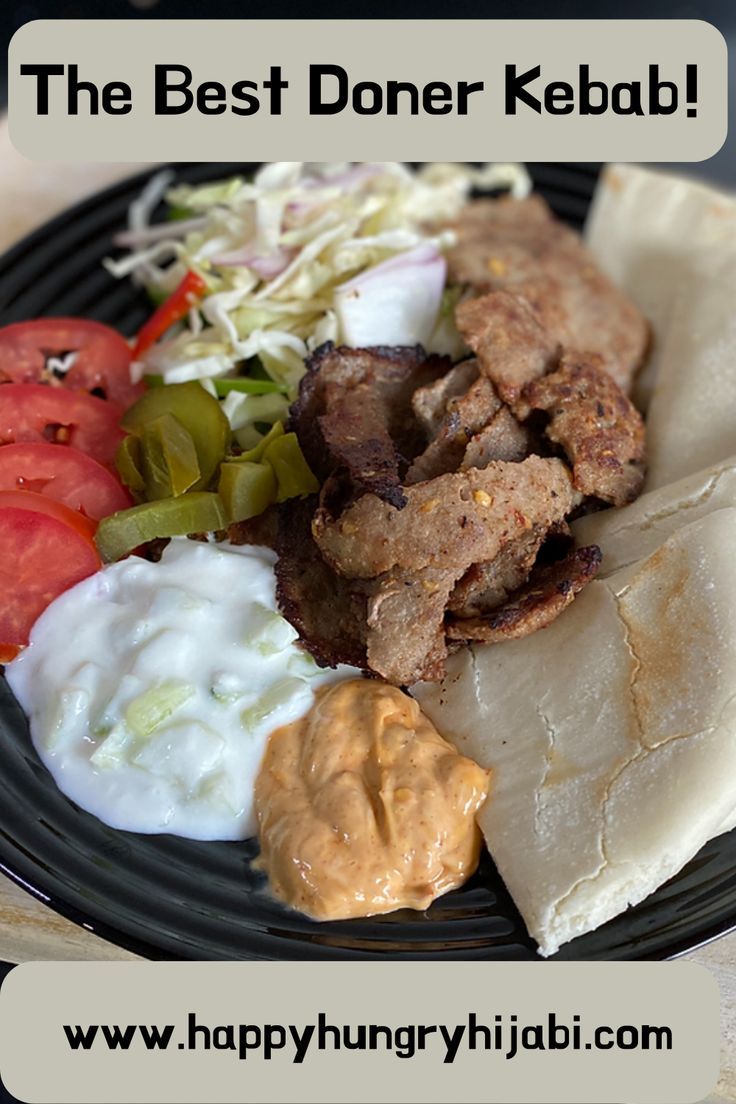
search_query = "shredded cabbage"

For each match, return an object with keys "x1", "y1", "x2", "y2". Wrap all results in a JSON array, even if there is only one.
[{"x1": 109, "y1": 162, "x2": 531, "y2": 395}]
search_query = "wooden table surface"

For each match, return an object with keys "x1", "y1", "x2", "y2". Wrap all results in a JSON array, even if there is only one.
[{"x1": 0, "y1": 127, "x2": 733, "y2": 1100}]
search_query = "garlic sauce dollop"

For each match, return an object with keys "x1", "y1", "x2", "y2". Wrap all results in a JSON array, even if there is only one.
[{"x1": 7, "y1": 538, "x2": 354, "y2": 840}]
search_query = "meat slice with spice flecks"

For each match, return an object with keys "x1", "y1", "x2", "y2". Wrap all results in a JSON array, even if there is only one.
[
  {"x1": 406, "y1": 373, "x2": 502, "y2": 484},
  {"x1": 446, "y1": 544, "x2": 602, "y2": 645},
  {"x1": 461, "y1": 406, "x2": 533, "y2": 470},
  {"x1": 313, "y1": 458, "x2": 577, "y2": 580},
  {"x1": 411, "y1": 359, "x2": 481, "y2": 438},
  {"x1": 289, "y1": 342, "x2": 449, "y2": 509},
  {"x1": 444, "y1": 195, "x2": 649, "y2": 392},
  {"x1": 447, "y1": 524, "x2": 547, "y2": 618},
  {"x1": 515, "y1": 353, "x2": 646, "y2": 507},
  {"x1": 311, "y1": 459, "x2": 577, "y2": 685},
  {"x1": 455, "y1": 289, "x2": 559, "y2": 405}
]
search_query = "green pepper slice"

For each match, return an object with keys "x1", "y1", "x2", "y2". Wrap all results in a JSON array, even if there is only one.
[
  {"x1": 121, "y1": 381, "x2": 229, "y2": 492},
  {"x1": 115, "y1": 434, "x2": 146, "y2": 498},
  {"x1": 95, "y1": 493, "x2": 227, "y2": 563},
  {"x1": 219, "y1": 461, "x2": 276, "y2": 523},
  {"x1": 213, "y1": 378, "x2": 289, "y2": 397},
  {"x1": 140, "y1": 412, "x2": 200, "y2": 500},
  {"x1": 263, "y1": 432, "x2": 320, "y2": 502},
  {"x1": 233, "y1": 421, "x2": 285, "y2": 465}
]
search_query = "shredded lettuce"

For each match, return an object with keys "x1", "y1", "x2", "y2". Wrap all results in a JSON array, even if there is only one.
[{"x1": 221, "y1": 390, "x2": 289, "y2": 433}]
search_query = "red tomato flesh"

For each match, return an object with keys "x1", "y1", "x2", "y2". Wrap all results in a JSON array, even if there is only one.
[
  {"x1": 0, "y1": 383, "x2": 124, "y2": 470},
  {"x1": 0, "y1": 491, "x2": 101, "y2": 650},
  {"x1": 0, "y1": 490, "x2": 97, "y2": 539},
  {"x1": 0, "y1": 443, "x2": 132, "y2": 521},
  {"x1": 0, "y1": 318, "x2": 143, "y2": 407}
]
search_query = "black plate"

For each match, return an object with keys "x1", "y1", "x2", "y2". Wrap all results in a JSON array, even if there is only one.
[{"x1": 1, "y1": 162, "x2": 736, "y2": 961}]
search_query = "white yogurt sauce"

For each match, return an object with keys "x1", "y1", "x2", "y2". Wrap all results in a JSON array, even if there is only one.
[{"x1": 6, "y1": 538, "x2": 354, "y2": 840}]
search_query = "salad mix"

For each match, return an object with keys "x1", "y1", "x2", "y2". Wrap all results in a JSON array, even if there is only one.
[
  {"x1": 109, "y1": 161, "x2": 530, "y2": 430},
  {"x1": 0, "y1": 163, "x2": 531, "y2": 688}
]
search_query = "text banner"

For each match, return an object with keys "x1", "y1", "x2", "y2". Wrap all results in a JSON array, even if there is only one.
[
  {"x1": 0, "y1": 961, "x2": 720, "y2": 1103},
  {"x1": 7, "y1": 19, "x2": 728, "y2": 162}
]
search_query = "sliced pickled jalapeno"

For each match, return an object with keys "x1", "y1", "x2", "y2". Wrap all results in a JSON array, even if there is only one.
[
  {"x1": 212, "y1": 378, "x2": 288, "y2": 397},
  {"x1": 115, "y1": 379, "x2": 318, "y2": 534},
  {"x1": 95, "y1": 493, "x2": 227, "y2": 563},
  {"x1": 264, "y1": 433, "x2": 320, "y2": 502},
  {"x1": 121, "y1": 381, "x2": 229, "y2": 491},
  {"x1": 115, "y1": 434, "x2": 146, "y2": 498},
  {"x1": 140, "y1": 413, "x2": 200, "y2": 500},
  {"x1": 234, "y1": 421, "x2": 285, "y2": 465},
  {"x1": 219, "y1": 461, "x2": 276, "y2": 523}
]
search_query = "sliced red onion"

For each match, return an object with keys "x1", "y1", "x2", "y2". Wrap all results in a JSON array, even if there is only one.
[
  {"x1": 285, "y1": 198, "x2": 323, "y2": 219},
  {"x1": 211, "y1": 247, "x2": 294, "y2": 279},
  {"x1": 287, "y1": 165, "x2": 383, "y2": 218},
  {"x1": 304, "y1": 164, "x2": 382, "y2": 192},
  {"x1": 335, "y1": 245, "x2": 447, "y2": 348}
]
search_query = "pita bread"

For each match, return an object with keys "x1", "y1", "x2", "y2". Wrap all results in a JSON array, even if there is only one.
[
  {"x1": 413, "y1": 508, "x2": 736, "y2": 956},
  {"x1": 585, "y1": 164, "x2": 736, "y2": 489},
  {"x1": 575, "y1": 458, "x2": 736, "y2": 843},
  {"x1": 573, "y1": 454, "x2": 736, "y2": 577}
]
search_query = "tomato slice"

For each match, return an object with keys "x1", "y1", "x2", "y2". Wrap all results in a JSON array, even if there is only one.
[
  {"x1": 0, "y1": 490, "x2": 97, "y2": 539},
  {"x1": 0, "y1": 443, "x2": 133, "y2": 521},
  {"x1": 0, "y1": 491, "x2": 101, "y2": 650},
  {"x1": 0, "y1": 318, "x2": 143, "y2": 407},
  {"x1": 0, "y1": 384, "x2": 124, "y2": 470}
]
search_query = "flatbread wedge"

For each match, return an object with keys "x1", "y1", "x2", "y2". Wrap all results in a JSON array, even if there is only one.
[
  {"x1": 585, "y1": 163, "x2": 736, "y2": 490},
  {"x1": 573, "y1": 453, "x2": 736, "y2": 577},
  {"x1": 413, "y1": 508, "x2": 736, "y2": 956}
]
